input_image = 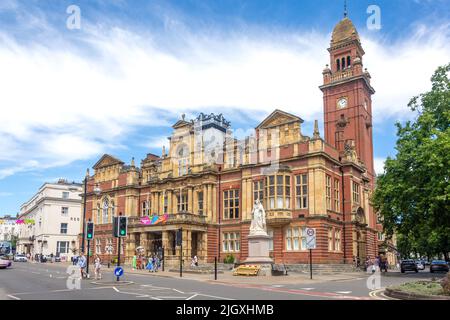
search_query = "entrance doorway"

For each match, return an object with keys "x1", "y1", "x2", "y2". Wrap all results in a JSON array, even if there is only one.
[{"x1": 191, "y1": 232, "x2": 198, "y2": 257}]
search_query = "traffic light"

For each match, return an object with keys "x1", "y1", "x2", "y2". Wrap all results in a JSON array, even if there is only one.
[
  {"x1": 86, "y1": 221, "x2": 94, "y2": 240},
  {"x1": 118, "y1": 216, "x2": 127, "y2": 237},
  {"x1": 113, "y1": 216, "x2": 127, "y2": 237}
]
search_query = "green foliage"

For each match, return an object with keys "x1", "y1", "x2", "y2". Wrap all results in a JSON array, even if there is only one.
[
  {"x1": 392, "y1": 281, "x2": 444, "y2": 296},
  {"x1": 223, "y1": 254, "x2": 235, "y2": 264},
  {"x1": 372, "y1": 64, "x2": 450, "y2": 259}
]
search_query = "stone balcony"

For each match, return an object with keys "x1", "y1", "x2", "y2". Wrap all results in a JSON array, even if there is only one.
[
  {"x1": 330, "y1": 69, "x2": 354, "y2": 82},
  {"x1": 266, "y1": 209, "x2": 292, "y2": 225}
]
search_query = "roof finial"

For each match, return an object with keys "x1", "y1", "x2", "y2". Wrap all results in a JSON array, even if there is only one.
[
  {"x1": 344, "y1": 0, "x2": 348, "y2": 18},
  {"x1": 313, "y1": 120, "x2": 320, "y2": 139}
]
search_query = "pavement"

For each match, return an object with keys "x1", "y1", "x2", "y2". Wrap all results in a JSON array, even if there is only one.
[{"x1": 0, "y1": 261, "x2": 446, "y2": 300}]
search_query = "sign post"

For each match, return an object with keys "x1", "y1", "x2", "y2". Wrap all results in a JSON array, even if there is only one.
[{"x1": 306, "y1": 228, "x2": 316, "y2": 280}]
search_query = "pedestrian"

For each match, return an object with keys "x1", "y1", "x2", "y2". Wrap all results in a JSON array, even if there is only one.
[
  {"x1": 146, "y1": 256, "x2": 154, "y2": 272},
  {"x1": 153, "y1": 255, "x2": 159, "y2": 272},
  {"x1": 132, "y1": 255, "x2": 137, "y2": 270},
  {"x1": 78, "y1": 252, "x2": 87, "y2": 279},
  {"x1": 194, "y1": 255, "x2": 198, "y2": 267},
  {"x1": 94, "y1": 254, "x2": 102, "y2": 280}
]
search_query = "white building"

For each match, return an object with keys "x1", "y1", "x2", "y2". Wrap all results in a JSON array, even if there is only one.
[
  {"x1": 0, "y1": 216, "x2": 19, "y2": 242},
  {"x1": 17, "y1": 179, "x2": 82, "y2": 261}
]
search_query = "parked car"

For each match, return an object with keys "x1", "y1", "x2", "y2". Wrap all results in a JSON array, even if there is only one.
[
  {"x1": 0, "y1": 255, "x2": 12, "y2": 269},
  {"x1": 14, "y1": 254, "x2": 28, "y2": 262},
  {"x1": 400, "y1": 259, "x2": 418, "y2": 273},
  {"x1": 54, "y1": 256, "x2": 61, "y2": 262},
  {"x1": 415, "y1": 260, "x2": 425, "y2": 270},
  {"x1": 430, "y1": 260, "x2": 449, "y2": 273}
]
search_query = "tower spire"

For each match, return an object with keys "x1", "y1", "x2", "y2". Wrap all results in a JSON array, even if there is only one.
[{"x1": 344, "y1": 0, "x2": 348, "y2": 18}]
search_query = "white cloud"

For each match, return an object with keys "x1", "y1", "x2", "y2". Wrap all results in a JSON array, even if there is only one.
[{"x1": 0, "y1": 9, "x2": 449, "y2": 179}]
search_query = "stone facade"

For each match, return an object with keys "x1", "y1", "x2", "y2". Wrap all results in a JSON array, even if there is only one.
[{"x1": 80, "y1": 16, "x2": 381, "y2": 267}]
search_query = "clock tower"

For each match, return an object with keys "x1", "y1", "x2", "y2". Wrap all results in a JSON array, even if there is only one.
[{"x1": 320, "y1": 16, "x2": 375, "y2": 178}]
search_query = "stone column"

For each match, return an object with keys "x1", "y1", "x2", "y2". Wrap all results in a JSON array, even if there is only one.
[
  {"x1": 126, "y1": 233, "x2": 136, "y2": 264},
  {"x1": 212, "y1": 184, "x2": 217, "y2": 223},
  {"x1": 188, "y1": 187, "x2": 193, "y2": 213},
  {"x1": 162, "y1": 230, "x2": 170, "y2": 258},
  {"x1": 242, "y1": 179, "x2": 248, "y2": 220},
  {"x1": 246, "y1": 179, "x2": 252, "y2": 219},
  {"x1": 173, "y1": 191, "x2": 178, "y2": 214},
  {"x1": 183, "y1": 229, "x2": 191, "y2": 263},
  {"x1": 168, "y1": 190, "x2": 173, "y2": 214},
  {"x1": 193, "y1": 189, "x2": 198, "y2": 215},
  {"x1": 207, "y1": 184, "x2": 212, "y2": 221},
  {"x1": 203, "y1": 184, "x2": 209, "y2": 221}
]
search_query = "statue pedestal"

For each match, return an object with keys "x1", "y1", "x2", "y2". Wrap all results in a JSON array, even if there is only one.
[{"x1": 243, "y1": 233, "x2": 273, "y2": 276}]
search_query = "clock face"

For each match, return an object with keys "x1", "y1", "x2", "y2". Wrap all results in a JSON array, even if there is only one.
[{"x1": 337, "y1": 98, "x2": 348, "y2": 109}]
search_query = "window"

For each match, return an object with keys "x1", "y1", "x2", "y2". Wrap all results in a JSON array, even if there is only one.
[
  {"x1": 335, "y1": 229, "x2": 341, "y2": 251},
  {"x1": 60, "y1": 223, "x2": 68, "y2": 234},
  {"x1": 61, "y1": 207, "x2": 69, "y2": 216},
  {"x1": 268, "y1": 229, "x2": 273, "y2": 251},
  {"x1": 378, "y1": 232, "x2": 384, "y2": 241},
  {"x1": 177, "y1": 192, "x2": 188, "y2": 212},
  {"x1": 286, "y1": 227, "x2": 307, "y2": 251},
  {"x1": 352, "y1": 182, "x2": 360, "y2": 204},
  {"x1": 142, "y1": 201, "x2": 150, "y2": 216},
  {"x1": 326, "y1": 175, "x2": 332, "y2": 210},
  {"x1": 334, "y1": 179, "x2": 340, "y2": 212},
  {"x1": 110, "y1": 201, "x2": 115, "y2": 219},
  {"x1": 177, "y1": 146, "x2": 189, "y2": 176},
  {"x1": 56, "y1": 241, "x2": 69, "y2": 254},
  {"x1": 62, "y1": 192, "x2": 69, "y2": 199},
  {"x1": 197, "y1": 192, "x2": 204, "y2": 215},
  {"x1": 163, "y1": 194, "x2": 168, "y2": 214},
  {"x1": 222, "y1": 232, "x2": 240, "y2": 252},
  {"x1": 253, "y1": 180, "x2": 264, "y2": 202},
  {"x1": 347, "y1": 56, "x2": 351, "y2": 67},
  {"x1": 328, "y1": 227, "x2": 334, "y2": 251},
  {"x1": 266, "y1": 174, "x2": 291, "y2": 210},
  {"x1": 102, "y1": 198, "x2": 109, "y2": 224},
  {"x1": 106, "y1": 238, "x2": 113, "y2": 254},
  {"x1": 295, "y1": 174, "x2": 308, "y2": 209},
  {"x1": 336, "y1": 59, "x2": 340, "y2": 71},
  {"x1": 96, "y1": 238, "x2": 102, "y2": 254},
  {"x1": 341, "y1": 57, "x2": 346, "y2": 69},
  {"x1": 223, "y1": 189, "x2": 239, "y2": 219}
]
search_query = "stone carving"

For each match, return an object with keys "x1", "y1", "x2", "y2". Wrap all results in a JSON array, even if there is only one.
[
  {"x1": 344, "y1": 140, "x2": 358, "y2": 162},
  {"x1": 249, "y1": 200, "x2": 267, "y2": 236}
]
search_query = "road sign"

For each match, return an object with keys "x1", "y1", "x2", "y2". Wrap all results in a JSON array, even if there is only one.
[
  {"x1": 114, "y1": 266, "x2": 124, "y2": 277},
  {"x1": 306, "y1": 228, "x2": 316, "y2": 250}
]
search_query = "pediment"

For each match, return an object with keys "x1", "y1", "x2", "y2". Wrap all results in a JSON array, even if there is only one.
[
  {"x1": 256, "y1": 109, "x2": 304, "y2": 129},
  {"x1": 93, "y1": 154, "x2": 124, "y2": 169}
]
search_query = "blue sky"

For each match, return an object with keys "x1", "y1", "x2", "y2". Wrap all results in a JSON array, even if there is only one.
[{"x1": 0, "y1": 0, "x2": 449, "y2": 215}]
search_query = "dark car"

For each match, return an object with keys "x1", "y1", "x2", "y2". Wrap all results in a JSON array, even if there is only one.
[
  {"x1": 400, "y1": 259, "x2": 418, "y2": 273},
  {"x1": 430, "y1": 260, "x2": 449, "y2": 273}
]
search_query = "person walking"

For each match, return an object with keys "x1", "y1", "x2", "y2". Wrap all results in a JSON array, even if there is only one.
[
  {"x1": 94, "y1": 254, "x2": 102, "y2": 280},
  {"x1": 78, "y1": 252, "x2": 87, "y2": 279},
  {"x1": 132, "y1": 255, "x2": 137, "y2": 270}
]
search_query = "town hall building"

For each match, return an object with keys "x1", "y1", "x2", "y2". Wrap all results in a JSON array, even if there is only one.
[{"x1": 80, "y1": 16, "x2": 382, "y2": 267}]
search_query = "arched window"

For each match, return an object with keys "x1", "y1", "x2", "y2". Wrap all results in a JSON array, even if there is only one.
[
  {"x1": 341, "y1": 57, "x2": 346, "y2": 69},
  {"x1": 96, "y1": 204, "x2": 101, "y2": 224},
  {"x1": 102, "y1": 198, "x2": 109, "y2": 224},
  {"x1": 347, "y1": 56, "x2": 351, "y2": 67},
  {"x1": 110, "y1": 201, "x2": 115, "y2": 221},
  {"x1": 336, "y1": 59, "x2": 340, "y2": 71}
]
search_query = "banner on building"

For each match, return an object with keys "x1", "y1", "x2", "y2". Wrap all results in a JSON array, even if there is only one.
[
  {"x1": 140, "y1": 214, "x2": 168, "y2": 225},
  {"x1": 0, "y1": 219, "x2": 35, "y2": 225}
]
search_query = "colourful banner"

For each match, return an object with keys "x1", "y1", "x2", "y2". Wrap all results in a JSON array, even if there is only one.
[
  {"x1": 140, "y1": 214, "x2": 168, "y2": 225},
  {"x1": 0, "y1": 219, "x2": 35, "y2": 225}
]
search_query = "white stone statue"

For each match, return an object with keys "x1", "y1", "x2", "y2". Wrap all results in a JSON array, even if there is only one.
[{"x1": 250, "y1": 200, "x2": 267, "y2": 236}]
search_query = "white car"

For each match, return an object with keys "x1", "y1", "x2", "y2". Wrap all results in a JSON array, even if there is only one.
[
  {"x1": 14, "y1": 254, "x2": 28, "y2": 262},
  {"x1": 0, "y1": 255, "x2": 12, "y2": 269}
]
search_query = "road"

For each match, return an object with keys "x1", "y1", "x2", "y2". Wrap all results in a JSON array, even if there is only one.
[{"x1": 0, "y1": 262, "x2": 445, "y2": 300}]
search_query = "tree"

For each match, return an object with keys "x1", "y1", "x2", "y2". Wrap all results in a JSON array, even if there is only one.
[{"x1": 372, "y1": 63, "x2": 450, "y2": 260}]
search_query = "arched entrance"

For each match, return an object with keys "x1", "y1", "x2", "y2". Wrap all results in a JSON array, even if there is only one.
[{"x1": 354, "y1": 207, "x2": 367, "y2": 266}]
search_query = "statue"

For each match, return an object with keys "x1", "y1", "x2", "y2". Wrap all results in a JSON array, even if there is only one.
[{"x1": 249, "y1": 200, "x2": 267, "y2": 235}]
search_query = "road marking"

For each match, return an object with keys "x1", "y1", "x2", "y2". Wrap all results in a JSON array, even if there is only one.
[
  {"x1": 172, "y1": 289, "x2": 185, "y2": 294},
  {"x1": 272, "y1": 285, "x2": 285, "y2": 288},
  {"x1": 7, "y1": 295, "x2": 20, "y2": 300},
  {"x1": 195, "y1": 293, "x2": 235, "y2": 300},
  {"x1": 335, "y1": 291, "x2": 352, "y2": 294},
  {"x1": 112, "y1": 287, "x2": 120, "y2": 293},
  {"x1": 186, "y1": 293, "x2": 198, "y2": 300},
  {"x1": 300, "y1": 288, "x2": 315, "y2": 291}
]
